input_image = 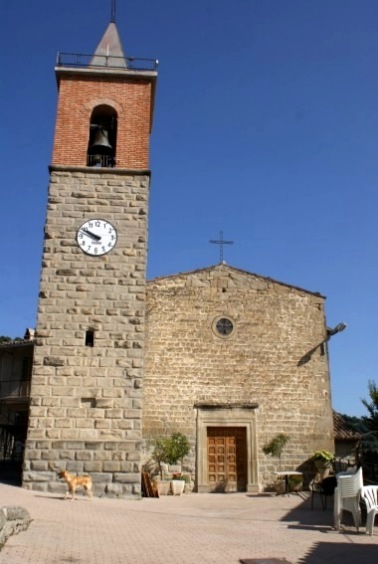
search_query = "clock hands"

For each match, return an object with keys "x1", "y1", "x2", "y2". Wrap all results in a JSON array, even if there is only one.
[
  {"x1": 80, "y1": 228, "x2": 102, "y2": 242},
  {"x1": 77, "y1": 219, "x2": 117, "y2": 256}
]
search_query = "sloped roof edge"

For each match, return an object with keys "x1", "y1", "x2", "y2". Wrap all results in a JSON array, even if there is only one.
[
  {"x1": 147, "y1": 263, "x2": 325, "y2": 299},
  {"x1": 333, "y1": 411, "x2": 364, "y2": 441},
  {"x1": 0, "y1": 340, "x2": 34, "y2": 350}
]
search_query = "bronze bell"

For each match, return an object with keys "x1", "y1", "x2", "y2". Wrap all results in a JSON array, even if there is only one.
[{"x1": 89, "y1": 128, "x2": 112, "y2": 154}]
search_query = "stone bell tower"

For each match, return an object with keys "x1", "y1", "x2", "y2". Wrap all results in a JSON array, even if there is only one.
[{"x1": 23, "y1": 16, "x2": 158, "y2": 497}]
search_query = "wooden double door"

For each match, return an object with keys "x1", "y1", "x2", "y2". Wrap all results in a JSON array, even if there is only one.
[{"x1": 207, "y1": 427, "x2": 247, "y2": 492}]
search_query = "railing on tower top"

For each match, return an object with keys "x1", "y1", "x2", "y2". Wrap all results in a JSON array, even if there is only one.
[{"x1": 56, "y1": 52, "x2": 159, "y2": 72}]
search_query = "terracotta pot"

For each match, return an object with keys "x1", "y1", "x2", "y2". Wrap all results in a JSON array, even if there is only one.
[{"x1": 156, "y1": 481, "x2": 171, "y2": 495}]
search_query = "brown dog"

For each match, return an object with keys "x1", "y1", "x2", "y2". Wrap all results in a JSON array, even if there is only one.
[{"x1": 55, "y1": 468, "x2": 93, "y2": 500}]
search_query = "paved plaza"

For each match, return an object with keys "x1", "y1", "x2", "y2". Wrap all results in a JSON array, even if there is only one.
[{"x1": 0, "y1": 482, "x2": 377, "y2": 563}]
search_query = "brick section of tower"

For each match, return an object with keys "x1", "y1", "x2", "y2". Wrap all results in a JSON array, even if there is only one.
[{"x1": 51, "y1": 75, "x2": 153, "y2": 168}]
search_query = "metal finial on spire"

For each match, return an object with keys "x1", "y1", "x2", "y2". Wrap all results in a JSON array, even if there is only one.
[
  {"x1": 209, "y1": 231, "x2": 234, "y2": 263},
  {"x1": 111, "y1": 0, "x2": 116, "y2": 23}
]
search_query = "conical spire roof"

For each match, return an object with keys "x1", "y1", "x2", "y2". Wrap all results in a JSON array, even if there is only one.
[{"x1": 90, "y1": 22, "x2": 127, "y2": 68}]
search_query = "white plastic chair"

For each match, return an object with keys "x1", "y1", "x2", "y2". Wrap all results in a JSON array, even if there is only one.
[
  {"x1": 334, "y1": 467, "x2": 363, "y2": 531},
  {"x1": 361, "y1": 485, "x2": 378, "y2": 535}
]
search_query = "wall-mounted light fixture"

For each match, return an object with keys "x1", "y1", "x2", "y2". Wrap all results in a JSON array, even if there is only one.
[
  {"x1": 298, "y1": 322, "x2": 347, "y2": 366},
  {"x1": 327, "y1": 322, "x2": 347, "y2": 338}
]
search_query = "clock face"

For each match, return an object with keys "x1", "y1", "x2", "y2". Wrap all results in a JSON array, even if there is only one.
[{"x1": 76, "y1": 219, "x2": 117, "y2": 256}]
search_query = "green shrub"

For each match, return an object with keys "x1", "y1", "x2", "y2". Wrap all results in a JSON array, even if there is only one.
[
  {"x1": 312, "y1": 450, "x2": 334, "y2": 463},
  {"x1": 152, "y1": 432, "x2": 190, "y2": 478},
  {"x1": 263, "y1": 434, "x2": 290, "y2": 458}
]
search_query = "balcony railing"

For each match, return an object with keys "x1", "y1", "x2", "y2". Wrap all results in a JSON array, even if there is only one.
[
  {"x1": 87, "y1": 154, "x2": 115, "y2": 168},
  {"x1": 0, "y1": 379, "x2": 30, "y2": 399},
  {"x1": 56, "y1": 52, "x2": 159, "y2": 72}
]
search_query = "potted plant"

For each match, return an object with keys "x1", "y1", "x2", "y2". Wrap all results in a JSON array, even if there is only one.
[
  {"x1": 312, "y1": 450, "x2": 334, "y2": 465},
  {"x1": 288, "y1": 474, "x2": 303, "y2": 492},
  {"x1": 151, "y1": 432, "x2": 190, "y2": 495},
  {"x1": 312, "y1": 450, "x2": 334, "y2": 479},
  {"x1": 170, "y1": 472, "x2": 186, "y2": 495}
]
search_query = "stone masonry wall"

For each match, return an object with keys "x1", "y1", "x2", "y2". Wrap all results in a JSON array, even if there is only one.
[
  {"x1": 23, "y1": 169, "x2": 149, "y2": 497},
  {"x1": 143, "y1": 264, "x2": 334, "y2": 490}
]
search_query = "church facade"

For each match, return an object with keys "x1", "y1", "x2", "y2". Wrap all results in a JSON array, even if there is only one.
[
  {"x1": 0, "y1": 16, "x2": 335, "y2": 496},
  {"x1": 144, "y1": 264, "x2": 334, "y2": 492}
]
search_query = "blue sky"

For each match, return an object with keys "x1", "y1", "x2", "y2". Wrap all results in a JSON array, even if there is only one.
[{"x1": 1, "y1": 0, "x2": 378, "y2": 417}]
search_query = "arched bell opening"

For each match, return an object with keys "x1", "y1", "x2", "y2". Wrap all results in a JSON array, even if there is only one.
[{"x1": 87, "y1": 105, "x2": 117, "y2": 167}]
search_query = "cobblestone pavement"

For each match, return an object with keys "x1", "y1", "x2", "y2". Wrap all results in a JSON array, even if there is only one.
[{"x1": 0, "y1": 483, "x2": 377, "y2": 563}]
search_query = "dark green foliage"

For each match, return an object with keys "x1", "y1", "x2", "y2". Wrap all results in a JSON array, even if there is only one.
[
  {"x1": 164, "y1": 432, "x2": 190, "y2": 464},
  {"x1": 357, "y1": 381, "x2": 378, "y2": 483},
  {"x1": 0, "y1": 336, "x2": 22, "y2": 343},
  {"x1": 263, "y1": 434, "x2": 290, "y2": 459},
  {"x1": 338, "y1": 412, "x2": 368, "y2": 434},
  {"x1": 288, "y1": 474, "x2": 303, "y2": 491},
  {"x1": 361, "y1": 380, "x2": 378, "y2": 432},
  {"x1": 0, "y1": 336, "x2": 12, "y2": 343}
]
